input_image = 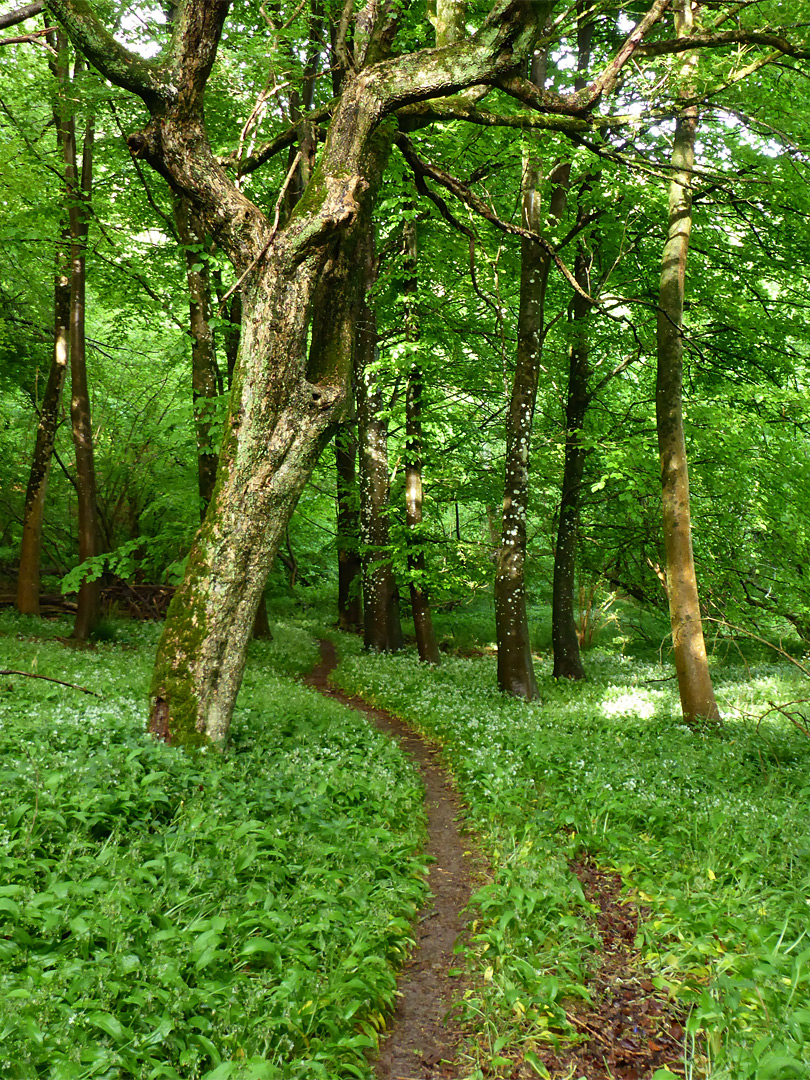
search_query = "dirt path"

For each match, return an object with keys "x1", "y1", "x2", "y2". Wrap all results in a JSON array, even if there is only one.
[
  {"x1": 306, "y1": 640, "x2": 688, "y2": 1080},
  {"x1": 306, "y1": 640, "x2": 474, "y2": 1080}
]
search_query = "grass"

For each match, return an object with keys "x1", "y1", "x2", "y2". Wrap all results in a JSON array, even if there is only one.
[
  {"x1": 332, "y1": 630, "x2": 810, "y2": 1080},
  {"x1": 3, "y1": 597, "x2": 810, "y2": 1080},
  {"x1": 0, "y1": 611, "x2": 428, "y2": 1080}
]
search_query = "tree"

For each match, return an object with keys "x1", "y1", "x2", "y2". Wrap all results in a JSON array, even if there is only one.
[
  {"x1": 16, "y1": 26, "x2": 72, "y2": 616},
  {"x1": 47, "y1": 0, "x2": 545, "y2": 742},
  {"x1": 655, "y1": 0, "x2": 720, "y2": 722}
]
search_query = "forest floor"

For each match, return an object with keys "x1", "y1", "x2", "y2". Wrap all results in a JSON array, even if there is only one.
[
  {"x1": 309, "y1": 639, "x2": 686, "y2": 1080},
  {"x1": 307, "y1": 638, "x2": 476, "y2": 1079},
  {"x1": 2, "y1": 601, "x2": 810, "y2": 1080}
]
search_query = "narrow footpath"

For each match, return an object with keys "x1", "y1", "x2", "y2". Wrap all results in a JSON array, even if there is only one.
[{"x1": 306, "y1": 640, "x2": 474, "y2": 1080}]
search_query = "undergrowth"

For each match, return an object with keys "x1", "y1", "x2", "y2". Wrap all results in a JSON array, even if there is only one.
[
  {"x1": 0, "y1": 611, "x2": 428, "y2": 1080},
  {"x1": 333, "y1": 643, "x2": 810, "y2": 1080}
]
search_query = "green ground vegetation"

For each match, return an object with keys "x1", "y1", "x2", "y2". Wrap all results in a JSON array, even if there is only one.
[
  {"x1": 0, "y1": 611, "x2": 427, "y2": 1080},
  {"x1": 2, "y1": 597, "x2": 809, "y2": 1078},
  {"x1": 332, "y1": 601, "x2": 810, "y2": 1080}
]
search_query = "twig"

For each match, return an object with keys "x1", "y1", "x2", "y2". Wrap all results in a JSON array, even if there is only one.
[
  {"x1": 218, "y1": 151, "x2": 302, "y2": 310},
  {"x1": 1, "y1": 669, "x2": 101, "y2": 696}
]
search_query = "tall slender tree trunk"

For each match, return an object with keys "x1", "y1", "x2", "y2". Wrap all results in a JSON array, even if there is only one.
[
  {"x1": 495, "y1": 50, "x2": 570, "y2": 698},
  {"x1": 16, "y1": 31, "x2": 73, "y2": 615},
  {"x1": 356, "y1": 227, "x2": 403, "y2": 653},
  {"x1": 17, "y1": 229, "x2": 71, "y2": 614},
  {"x1": 175, "y1": 196, "x2": 221, "y2": 515},
  {"x1": 335, "y1": 424, "x2": 363, "y2": 631},
  {"x1": 403, "y1": 220, "x2": 439, "y2": 664},
  {"x1": 551, "y1": 8, "x2": 593, "y2": 681},
  {"x1": 552, "y1": 242, "x2": 590, "y2": 680},
  {"x1": 656, "y1": 1, "x2": 720, "y2": 723},
  {"x1": 68, "y1": 107, "x2": 100, "y2": 641}
]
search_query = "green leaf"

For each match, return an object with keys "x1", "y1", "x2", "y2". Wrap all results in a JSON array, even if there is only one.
[{"x1": 87, "y1": 1011, "x2": 129, "y2": 1042}]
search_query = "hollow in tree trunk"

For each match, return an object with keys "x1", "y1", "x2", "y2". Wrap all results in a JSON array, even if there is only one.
[{"x1": 656, "y1": 1, "x2": 720, "y2": 723}]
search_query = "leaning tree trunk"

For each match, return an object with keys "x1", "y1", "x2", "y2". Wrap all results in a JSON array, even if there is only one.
[
  {"x1": 50, "y1": 0, "x2": 542, "y2": 743},
  {"x1": 495, "y1": 49, "x2": 570, "y2": 698},
  {"x1": 17, "y1": 30, "x2": 73, "y2": 615},
  {"x1": 335, "y1": 424, "x2": 363, "y2": 632},
  {"x1": 68, "y1": 110, "x2": 100, "y2": 642},
  {"x1": 656, "y1": 1, "x2": 720, "y2": 724},
  {"x1": 403, "y1": 220, "x2": 439, "y2": 664}
]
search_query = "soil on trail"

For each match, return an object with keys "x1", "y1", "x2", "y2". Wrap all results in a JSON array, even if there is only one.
[
  {"x1": 527, "y1": 856, "x2": 687, "y2": 1080},
  {"x1": 306, "y1": 640, "x2": 475, "y2": 1079},
  {"x1": 306, "y1": 641, "x2": 688, "y2": 1080}
]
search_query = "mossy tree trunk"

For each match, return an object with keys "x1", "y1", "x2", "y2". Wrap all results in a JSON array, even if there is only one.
[
  {"x1": 356, "y1": 227, "x2": 403, "y2": 653},
  {"x1": 656, "y1": 1, "x2": 720, "y2": 724},
  {"x1": 50, "y1": 0, "x2": 542, "y2": 742}
]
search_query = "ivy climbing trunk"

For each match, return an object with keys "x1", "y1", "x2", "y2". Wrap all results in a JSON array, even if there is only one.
[
  {"x1": 51, "y1": 0, "x2": 541, "y2": 742},
  {"x1": 68, "y1": 107, "x2": 100, "y2": 642},
  {"x1": 656, "y1": 1, "x2": 720, "y2": 724}
]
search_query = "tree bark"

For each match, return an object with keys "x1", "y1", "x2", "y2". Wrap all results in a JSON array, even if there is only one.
[
  {"x1": 551, "y1": 7, "x2": 593, "y2": 681},
  {"x1": 68, "y1": 105, "x2": 100, "y2": 641},
  {"x1": 495, "y1": 45, "x2": 569, "y2": 699},
  {"x1": 50, "y1": 0, "x2": 542, "y2": 742},
  {"x1": 656, "y1": 1, "x2": 720, "y2": 723},
  {"x1": 356, "y1": 228, "x2": 403, "y2": 653},
  {"x1": 335, "y1": 424, "x2": 363, "y2": 632},
  {"x1": 175, "y1": 196, "x2": 221, "y2": 516},
  {"x1": 551, "y1": 241, "x2": 590, "y2": 680},
  {"x1": 17, "y1": 31, "x2": 72, "y2": 615},
  {"x1": 403, "y1": 220, "x2": 439, "y2": 664}
]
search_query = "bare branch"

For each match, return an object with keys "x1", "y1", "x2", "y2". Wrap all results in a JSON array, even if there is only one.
[{"x1": 0, "y1": 1, "x2": 44, "y2": 31}]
